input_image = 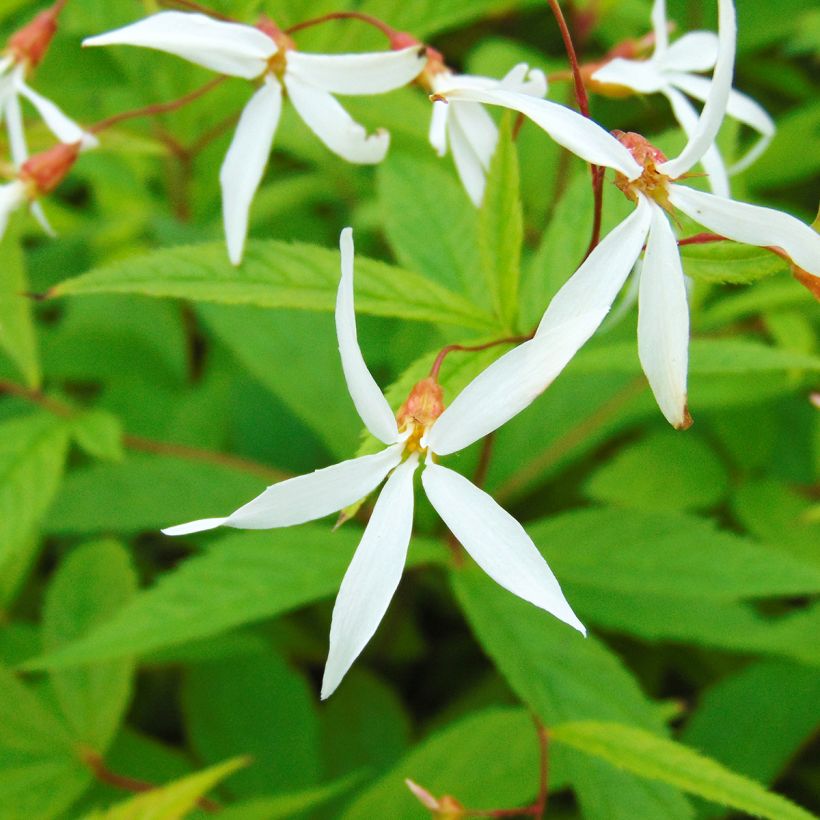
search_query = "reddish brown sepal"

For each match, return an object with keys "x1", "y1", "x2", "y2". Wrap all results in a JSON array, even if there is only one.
[
  {"x1": 396, "y1": 377, "x2": 445, "y2": 431},
  {"x1": 20, "y1": 141, "x2": 80, "y2": 195},
  {"x1": 7, "y1": 6, "x2": 61, "y2": 70}
]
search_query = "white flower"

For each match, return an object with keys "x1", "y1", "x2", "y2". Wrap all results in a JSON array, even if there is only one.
[
  {"x1": 591, "y1": 0, "x2": 774, "y2": 197},
  {"x1": 0, "y1": 55, "x2": 95, "y2": 234},
  {"x1": 428, "y1": 62, "x2": 547, "y2": 205},
  {"x1": 0, "y1": 179, "x2": 27, "y2": 238},
  {"x1": 163, "y1": 227, "x2": 605, "y2": 698},
  {"x1": 436, "y1": 0, "x2": 819, "y2": 429},
  {"x1": 84, "y1": 12, "x2": 427, "y2": 264}
]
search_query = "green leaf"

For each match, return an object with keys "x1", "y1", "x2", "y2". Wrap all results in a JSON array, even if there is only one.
[
  {"x1": 0, "y1": 663, "x2": 91, "y2": 819},
  {"x1": 680, "y1": 241, "x2": 788, "y2": 285},
  {"x1": 377, "y1": 152, "x2": 484, "y2": 306},
  {"x1": 0, "y1": 413, "x2": 70, "y2": 602},
  {"x1": 682, "y1": 660, "x2": 820, "y2": 791},
  {"x1": 71, "y1": 410, "x2": 125, "y2": 463},
  {"x1": 50, "y1": 240, "x2": 497, "y2": 332},
  {"x1": 479, "y1": 114, "x2": 522, "y2": 331},
  {"x1": 0, "y1": 213, "x2": 40, "y2": 388},
  {"x1": 550, "y1": 721, "x2": 817, "y2": 820},
  {"x1": 342, "y1": 708, "x2": 550, "y2": 819},
  {"x1": 24, "y1": 528, "x2": 444, "y2": 670},
  {"x1": 84, "y1": 756, "x2": 248, "y2": 819},
  {"x1": 46, "y1": 454, "x2": 270, "y2": 535},
  {"x1": 181, "y1": 651, "x2": 320, "y2": 799},
  {"x1": 42, "y1": 540, "x2": 138, "y2": 753},
  {"x1": 584, "y1": 431, "x2": 729, "y2": 512},
  {"x1": 453, "y1": 570, "x2": 692, "y2": 819}
]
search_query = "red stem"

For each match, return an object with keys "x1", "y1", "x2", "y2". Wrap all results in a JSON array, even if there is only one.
[
  {"x1": 286, "y1": 11, "x2": 397, "y2": 40},
  {"x1": 159, "y1": 0, "x2": 233, "y2": 21},
  {"x1": 429, "y1": 335, "x2": 529, "y2": 381}
]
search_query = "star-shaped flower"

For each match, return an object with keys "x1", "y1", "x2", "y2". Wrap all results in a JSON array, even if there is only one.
[
  {"x1": 424, "y1": 55, "x2": 546, "y2": 205},
  {"x1": 163, "y1": 228, "x2": 604, "y2": 698},
  {"x1": 435, "y1": 0, "x2": 819, "y2": 429},
  {"x1": 84, "y1": 11, "x2": 427, "y2": 264},
  {"x1": 591, "y1": 0, "x2": 774, "y2": 197}
]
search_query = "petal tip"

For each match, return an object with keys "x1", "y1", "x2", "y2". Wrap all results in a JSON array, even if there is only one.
[{"x1": 675, "y1": 404, "x2": 694, "y2": 431}]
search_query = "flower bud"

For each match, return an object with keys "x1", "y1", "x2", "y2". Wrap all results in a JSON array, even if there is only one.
[
  {"x1": 19, "y1": 141, "x2": 80, "y2": 196},
  {"x1": 405, "y1": 779, "x2": 465, "y2": 819},
  {"x1": 7, "y1": 5, "x2": 61, "y2": 70}
]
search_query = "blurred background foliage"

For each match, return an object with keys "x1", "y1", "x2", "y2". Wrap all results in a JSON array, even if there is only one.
[{"x1": 0, "y1": 0, "x2": 818, "y2": 817}]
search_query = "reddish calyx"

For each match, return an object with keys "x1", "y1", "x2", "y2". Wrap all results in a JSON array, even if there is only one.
[
  {"x1": 396, "y1": 377, "x2": 445, "y2": 452},
  {"x1": 613, "y1": 130, "x2": 673, "y2": 212},
  {"x1": 7, "y1": 5, "x2": 62, "y2": 70},
  {"x1": 257, "y1": 15, "x2": 294, "y2": 75},
  {"x1": 20, "y1": 141, "x2": 80, "y2": 197}
]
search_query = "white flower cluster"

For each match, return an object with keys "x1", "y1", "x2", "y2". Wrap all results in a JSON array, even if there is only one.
[{"x1": 28, "y1": 0, "x2": 816, "y2": 697}]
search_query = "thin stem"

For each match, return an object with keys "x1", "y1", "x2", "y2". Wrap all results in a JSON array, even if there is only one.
[
  {"x1": 88, "y1": 76, "x2": 226, "y2": 134},
  {"x1": 82, "y1": 749, "x2": 221, "y2": 812},
  {"x1": 286, "y1": 11, "x2": 396, "y2": 40},
  {"x1": 158, "y1": 0, "x2": 233, "y2": 20},
  {"x1": 429, "y1": 335, "x2": 529, "y2": 381},
  {"x1": 533, "y1": 718, "x2": 550, "y2": 819},
  {"x1": 472, "y1": 433, "x2": 495, "y2": 489},
  {"x1": 0, "y1": 379, "x2": 286, "y2": 483},
  {"x1": 544, "y1": 0, "x2": 605, "y2": 256}
]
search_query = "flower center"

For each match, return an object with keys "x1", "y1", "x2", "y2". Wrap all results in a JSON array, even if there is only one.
[
  {"x1": 396, "y1": 377, "x2": 445, "y2": 455},
  {"x1": 612, "y1": 130, "x2": 673, "y2": 212},
  {"x1": 257, "y1": 16, "x2": 294, "y2": 79}
]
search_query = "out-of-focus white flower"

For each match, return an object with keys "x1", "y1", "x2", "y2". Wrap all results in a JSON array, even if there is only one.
[
  {"x1": 426, "y1": 60, "x2": 546, "y2": 204},
  {"x1": 84, "y1": 11, "x2": 427, "y2": 264},
  {"x1": 591, "y1": 0, "x2": 773, "y2": 196},
  {"x1": 164, "y1": 227, "x2": 604, "y2": 698},
  {"x1": 436, "y1": 0, "x2": 819, "y2": 429}
]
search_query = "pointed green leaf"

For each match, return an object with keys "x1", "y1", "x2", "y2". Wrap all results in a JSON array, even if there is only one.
[
  {"x1": 681, "y1": 241, "x2": 788, "y2": 285},
  {"x1": 0, "y1": 213, "x2": 40, "y2": 388},
  {"x1": 49, "y1": 240, "x2": 497, "y2": 331},
  {"x1": 42, "y1": 540, "x2": 138, "y2": 753},
  {"x1": 550, "y1": 721, "x2": 817, "y2": 820},
  {"x1": 479, "y1": 114, "x2": 522, "y2": 331},
  {"x1": 71, "y1": 410, "x2": 125, "y2": 463}
]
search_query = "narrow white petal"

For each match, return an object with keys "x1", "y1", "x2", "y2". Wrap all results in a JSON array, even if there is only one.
[
  {"x1": 660, "y1": 0, "x2": 736, "y2": 177},
  {"x1": 657, "y1": 32, "x2": 718, "y2": 73},
  {"x1": 428, "y1": 99, "x2": 449, "y2": 157},
  {"x1": 638, "y1": 204, "x2": 690, "y2": 428},
  {"x1": 452, "y1": 101, "x2": 497, "y2": 168},
  {"x1": 0, "y1": 180, "x2": 26, "y2": 240},
  {"x1": 336, "y1": 228, "x2": 400, "y2": 443},
  {"x1": 667, "y1": 72, "x2": 775, "y2": 174},
  {"x1": 163, "y1": 444, "x2": 404, "y2": 537},
  {"x1": 82, "y1": 11, "x2": 273, "y2": 79},
  {"x1": 426, "y1": 309, "x2": 607, "y2": 457},
  {"x1": 651, "y1": 0, "x2": 669, "y2": 56},
  {"x1": 499, "y1": 63, "x2": 548, "y2": 97},
  {"x1": 30, "y1": 201, "x2": 55, "y2": 237},
  {"x1": 536, "y1": 195, "x2": 653, "y2": 334},
  {"x1": 321, "y1": 454, "x2": 417, "y2": 698},
  {"x1": 16, "y1": 80, "x2": 86, "y2": 145},
  {"x1": 286, "y1": 46, "x2": 426, "y2": 96},
  {"x1": 670, "y1": 185, "x2": 820, "y2": 276},
  {"x1": 285, "y1": 74, "x2": 389, "y2": 164},
  {"x1": 422, "y1": 463, "x2": 584, "y2": 634},
  {"x1": 592, "y1": 58, "x2": 665, "y2": 94},
  {"x1": 448, "y1": 110, "x2": 490, "y2": 206},
  {"x1": 4, "y1": 93, "x2": 28, "y2": 167},
  {"x1": 663, "y1": 85, "x2": 730, "y2": 197},
  {"x1": 435, "y1": 86, "x2": 643, "y2": 178},
  {"x1": 219, "y1": 76, "x2": 281, "y2": 265}
]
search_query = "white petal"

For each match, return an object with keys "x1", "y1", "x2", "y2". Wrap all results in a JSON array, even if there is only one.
[
  {"x1": 336, "y1": 228, "x2": 400, "y2": 443},
  {"x1": 284, "y1": 74, "x2": 389, "y2": 164},
  {"x1": 219, "y1": 76, "x2": 281, "y2": 265},
  {"x1": 663, "y1": 85, "x2": 730, "y2": 197},
  {"x1": 0, "y1": 180, "x2": 26, "y2": 240},
  {"x1": 82, "y1": 11, "x2": 273, "y2": 79},
  {"x1": 592, "y1": 58, "x2": 665, "y2": 94},
  {"x1": 448, "y1": 109, "x2": 489, "y2": 206},
  {"x1": 435, "y1": 86, "x2": 643, "y2": 178},
  {"x1": 163, "y1": 443, "x2": 404, "y2": 536},
  {"x1": 422, "y1": 463, "x2": 584, "y2": 634},
  {"x1": 499, "y1": 63, "x2": 548, "y2": 97},
  {"x1": 428, "y1": 99, "x2": 449, "y2": 157},
  {"x1": 4, "y1": 92, "x2": 28, "y2": 167},
  {"x1": 30, "y1": 201, "x2": 55, "y2": 237},
  {"x1": 651, "y1": 0, "x2": 669, "y2": 56},
  {"x1": 536, "y1": 195, "x2": 653, "y2": 334},
  {"x1": 669, "y1": 184, "x2": 820, "y2": 276},
  {"x1": 638, "y1": 204, "x2": 690, "y2": 428},
  {"x1": 451, "y1": 100, "x2": 497, "y2": 168},
  {"x1": 657, "y1": 32, "x2": 719, "y2": 73},
  {"x1": 660, "y1": 0, "x2": 736, "y2": 177},
  {"x1": 321, "y1": 454, "x2": 418, "y2": 699},
  {"x1": 16, "y1": 80, "x2": 86, "y2": 145},
  {"x1": 667, "y1": 72, "x2": 775, "y2": 174},
  {"x1": 426, "y1": 309, "x2": 608, "y2": 456},
  {"x1": 285, "y1": 46, "x2": 426, "y2": 96}
]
